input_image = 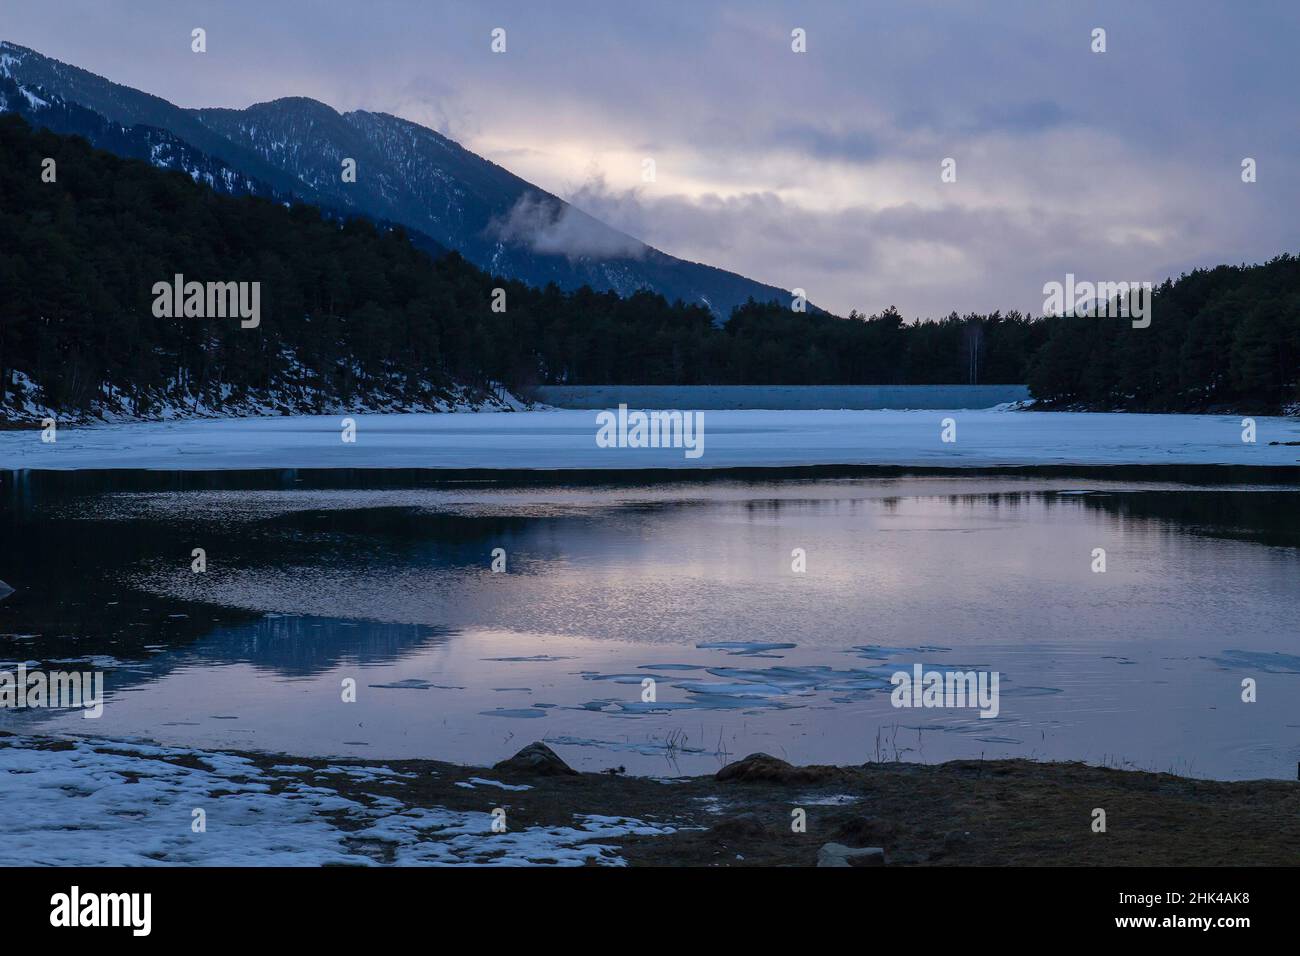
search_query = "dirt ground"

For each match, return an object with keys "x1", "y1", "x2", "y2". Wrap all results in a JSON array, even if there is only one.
[{"x1": 237, "y1": 745, "x2": 1300, "y2": 866}]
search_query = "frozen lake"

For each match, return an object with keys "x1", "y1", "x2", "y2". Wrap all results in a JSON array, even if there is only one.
[
  {"x1": 530, "y1": 384, "x2": 1031, "y2": 409},
  {"x1": 3, "y1": 472, "x2": 1297, "y2": 779},
  {"x1": 1, "y1": 408, "x2": 1298, "y2": 471}
]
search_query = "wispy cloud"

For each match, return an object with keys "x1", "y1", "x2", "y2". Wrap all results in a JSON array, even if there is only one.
[
  {"x1": 6, "y1": 0, "x2": 1299, "y2": 315},
  {"x1": 488, "y1": 192, "x2": 645, "y2": 260}
]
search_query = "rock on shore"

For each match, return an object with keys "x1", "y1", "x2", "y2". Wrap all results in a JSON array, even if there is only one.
[{"x1": 493, "y1": 742, "x2": 579, "y2": 777}]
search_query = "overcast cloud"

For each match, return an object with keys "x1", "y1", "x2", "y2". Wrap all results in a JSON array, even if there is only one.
[{"x1": 6, "y1": 0, "x2": 1298, "y2": 316}]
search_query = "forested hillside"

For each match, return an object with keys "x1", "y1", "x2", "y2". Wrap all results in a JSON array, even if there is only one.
[
  {"x1": 0, "y1": 39, "x2": 800, "y2": 321},
  {"x1": 0, "y1": 115, "x2": 1295, "y2": 419},
  {"x1": 1027, "y1": 259, "x2": 1300, "y2": 413}
]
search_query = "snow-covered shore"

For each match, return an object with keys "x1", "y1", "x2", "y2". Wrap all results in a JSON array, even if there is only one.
[
  {"x1": 7, "y1": 733, "x2": 1298, "y2": 866},
  {"x1": 0, "y1": 735, "x2": 670, "y2": 866},
  {"x1": 0, "y1": 409, "x2": 1297, "y2": 472}
]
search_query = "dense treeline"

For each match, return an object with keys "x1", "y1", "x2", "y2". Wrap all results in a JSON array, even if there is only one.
[
  {"x1": 720, "y1": 303, "x2": 1043, "y2": 385},
  {"x1": 1027, "y1": 259, "x2": 1300, "y2": 412},
  {"x1": 0, "y1": 115, "x2": 1296, "y2": 416},
  {"x1": 0, "y1": 115, "x2": 725, "y2": 413}
]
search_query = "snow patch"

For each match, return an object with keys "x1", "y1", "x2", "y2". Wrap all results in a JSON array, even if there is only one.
[{"x1": 0, "y1": 735, "x2": 668, "y2": 866}]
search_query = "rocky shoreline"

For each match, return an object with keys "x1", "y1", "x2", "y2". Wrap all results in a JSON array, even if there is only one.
[
  {"x1": 480, "y1": 744, "x2": 1300, "y2": 866},
  {"x1": 4, "y1": 734, "x2": 1296, "y2": 866}
]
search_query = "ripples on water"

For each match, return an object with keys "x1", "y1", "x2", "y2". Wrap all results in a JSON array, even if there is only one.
[{"x1": 1, "y1": 472, "x2": 1297, "y2": 778}]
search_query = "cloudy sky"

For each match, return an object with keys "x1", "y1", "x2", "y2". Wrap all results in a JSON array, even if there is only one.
[{"x1": 7, "y1": 0, "x2": 1299, "y2": 317}]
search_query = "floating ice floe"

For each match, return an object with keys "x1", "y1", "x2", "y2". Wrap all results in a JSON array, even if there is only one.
[
  {"x1": 1209, "y1": 649, "x2": 1300, "y2": 674},
  {"x1": 696, "y1": 641, "x2": 797, "y2": 657},
  {"x1": 459, "y1": 777, "x2": 534, "y2": 792},
  {"x1": 572, "y1": 661, "x2": 898, "y2": 717},
  {"x1": 851, "y1": 644, "x2": 954, "y2": 659},
  {"x1": 793, "y1": 794, "x2": 861, "y2": 806},
  {"x1": 544, "y1": 734, "x2": 715, "y2": 758}
]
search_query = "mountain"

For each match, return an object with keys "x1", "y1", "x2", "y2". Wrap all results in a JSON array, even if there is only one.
[
  {"x1": 0, "y1": 70, "x2": 453, "y2": 261},
  {"x1": 0, "y1": 113, "x2": 733, "y2": 421},
  {"x1": 0, "y1": 41, "x2": 797, "y2": 318},
  {"x1": 2, "y1": 109, "x2": 1292, "y2": 420},
  {"x1": 0, "y1": 74, "x2": 283, "y2": 201}
]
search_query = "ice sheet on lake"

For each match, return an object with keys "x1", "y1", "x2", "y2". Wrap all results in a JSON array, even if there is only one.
[
  {"x1": 577, "y1": 661, "x2": 896, "y2": 713},
  {"x1": 2, "y1": 409, "x2": 1297, "y2": 471},
  {"x1": 696, "y1": 641, "x2": 797, "y2": 656},
  {"x1": 462, "y1": 777, "x2": 533, "y2": 791},
  {"x1": 1209, "y1": 649, "x2": 1300, "y2": 674},
  {"x1": 544, "y1": 734, "x2": 716, "y2": 758}
]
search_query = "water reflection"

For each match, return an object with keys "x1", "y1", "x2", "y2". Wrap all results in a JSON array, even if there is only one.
[{"x1": 1, "y1": 473, "x2": 1297, "y2": 778}]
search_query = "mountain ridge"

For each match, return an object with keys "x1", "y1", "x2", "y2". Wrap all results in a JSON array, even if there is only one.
[{"x1": 0, "y1": 40, "x2": 799, "y2": 318}]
